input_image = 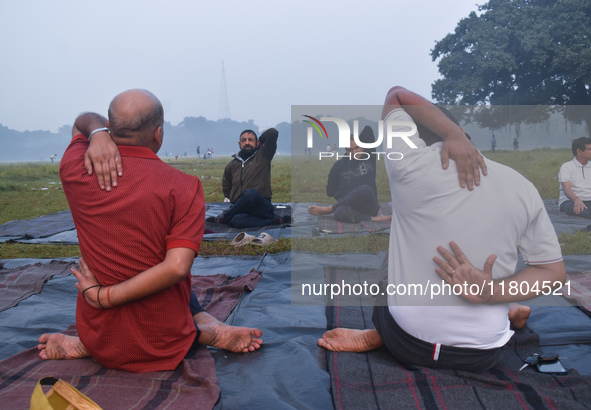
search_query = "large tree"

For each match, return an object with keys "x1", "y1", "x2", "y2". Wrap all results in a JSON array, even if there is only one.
[{"x1": 431, "y1": 0, "x2": 591, "y2": 134}]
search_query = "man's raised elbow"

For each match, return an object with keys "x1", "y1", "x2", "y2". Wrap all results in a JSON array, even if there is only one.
[
  {"x1": 387, "y1": 86, "x2": 406, "y2": 95},
  {"x1": 385, "y1": 86, "x2": 409, "y2": 101},
  {"x1": 382, "y1": 86, "x2": 408, "y2": 118}
]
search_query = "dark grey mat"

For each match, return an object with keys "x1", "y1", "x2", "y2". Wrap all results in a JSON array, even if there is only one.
[
  {"x1": 325, "y1": 302, "x2": 591, "y2": 410},
  {"x1": 528, "y1": 306, "x2": 591, "y2": 375},
  {"x1": 0, "y1": 260, "x2": 73, "y2": 312},
  {"x1": 203, "y1": 202, "x2": 292, "y2": 240},
  {"x1": 544, "y1": 199, "x2": 591, "y2": 233},
  {"x1": 0, "y1": 203, "x2": 293, "y2": 244},
  {"x1": 0, "y1": 210, "x2": 74, "y2": 241},
  {"x1": 292, "y1": 202, "x2": 391, "y2": 238}
]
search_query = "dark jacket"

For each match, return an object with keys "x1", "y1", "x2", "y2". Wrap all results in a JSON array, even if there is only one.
[
  {"x1": 326, "y1": 125, "x2": 377, "y2": 200},
  {"x1": 326, "y1": 157, "x2": 377, "y2": 200},
  {"x1": 222, "y1": 128, "x2": 278, "y2": 203}
]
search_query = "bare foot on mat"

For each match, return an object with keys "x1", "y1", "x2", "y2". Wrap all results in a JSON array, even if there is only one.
[
  {"x1": 508, "y1": 304, "x2": 531, "y2": 330},
  {"x1": 308, "y1": 205, "x2": 334, "y2": 216},
  {"x1": 38, "y1": 333, "x2": 90, "y2": 360},
  {"x1": 371, "y1": 215, "x2": 392, "y2": 222},
  {"x1": 318, "y1": 328, "x2": 383, "y2": 352},
  {"x1": 195, "y1": 312, "x2": 263, "y2": 353}
]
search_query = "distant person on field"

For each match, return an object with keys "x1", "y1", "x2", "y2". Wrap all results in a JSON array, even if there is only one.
[
  {"x1": 491, "y1": 134, "x2": 497, "y2": 153},
  {"x1": 38, "y1": 89, "x2": 262, "y2": 372},
  {"x1": 558, "y1": 137, "x2": 591, "y2": 219},
  {"x1": 513, "y1": 138, "x2": 519, "y2": 151}
]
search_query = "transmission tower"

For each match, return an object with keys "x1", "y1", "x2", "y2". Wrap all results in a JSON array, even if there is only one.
[{"x1": 218, "y1": 60, "x2": 231, "y2": 120}]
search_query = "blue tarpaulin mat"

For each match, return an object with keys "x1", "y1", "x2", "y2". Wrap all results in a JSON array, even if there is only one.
[
  {"x1": 0, "y1": 252, "x2": 334, "y2": 409},
  {"x1": 0, "y1": 203, "x2": 292, "y2": 244}
]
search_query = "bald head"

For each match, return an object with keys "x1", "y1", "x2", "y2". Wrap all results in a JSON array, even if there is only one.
[{"x1": 108, "y1": 89, "x2": 164, "y2": 148}]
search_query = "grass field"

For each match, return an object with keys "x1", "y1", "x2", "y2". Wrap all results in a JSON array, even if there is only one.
[
  {"x1": 1, "y1": 147, "x2": 590, "y2": 259},
  {"x1": 479, "y1": 148, "x2": 572, "y2": 199},
  {"x1": 292, "y1": 148, "x2": 573, "y2": 202},
  {"x1": 0, "y1": 157, "x2": 291, "y2": 226}
]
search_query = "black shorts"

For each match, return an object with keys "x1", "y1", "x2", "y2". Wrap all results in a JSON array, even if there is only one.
[{"x1": 372, "y1": 305, "x2": 503, "y2": 372}]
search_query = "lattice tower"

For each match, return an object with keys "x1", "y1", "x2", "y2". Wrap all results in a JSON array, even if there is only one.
[{"x1": 218, "y1": 60, "x2": 231, "y2": 120}]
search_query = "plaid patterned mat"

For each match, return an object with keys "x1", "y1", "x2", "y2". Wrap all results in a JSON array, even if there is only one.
[
  {"x1": 564, "y1": 270, "x2": 591, "y2": 313},
  {"x1": 0, "y1": 269, "x2": 261, "y2": 410},
  {"x1": 324, "y1": 267, "x2": 591, "y2": 410}
]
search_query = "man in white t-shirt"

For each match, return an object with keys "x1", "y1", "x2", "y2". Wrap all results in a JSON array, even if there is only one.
[
  {"x1": 318, "y1": 86, "x2": 566, "y2": 372},
  {"x1": 558, "y1": 137, "x2": 591, "y2": 219}
]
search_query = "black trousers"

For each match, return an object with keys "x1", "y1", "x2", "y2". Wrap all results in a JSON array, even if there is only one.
[{"x1": 372, "y1": 305, "x2": 503, "y2": 372}]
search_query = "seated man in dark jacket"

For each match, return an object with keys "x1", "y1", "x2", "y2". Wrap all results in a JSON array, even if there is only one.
[
  {"x1": 209, "y1": 128, "x2": 287, "y2": 228},
  {"x1": 309, "y1": 126, "x2": 391, "y2": 223}
]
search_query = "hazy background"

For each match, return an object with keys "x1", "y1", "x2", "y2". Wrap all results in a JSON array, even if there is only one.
[
  {"x1": 0, "y1": 0, "x2": 490, "y2": 159},
  {"x1": 5, "y1": 0, "x2": 581, "y2": 161}
]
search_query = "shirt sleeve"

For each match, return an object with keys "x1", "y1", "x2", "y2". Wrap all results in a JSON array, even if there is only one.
[
  {"x1": 558, "y1": 162, "x2": 573, "y2": 183},
  {"x1": 259, "y1": 128, "x2": 278, "y2": 161},
  {"x1": 165, "y1": 175, "x2": 204, "y2": 254},
  {"x1": 222, "y1": 162, "x2": 233, "y2": 199},
  {"x1": 60, "y1": 134, "x2": 90, "y2": 185},
  {"x1": 518, "y1": 185, "x2": 563, "y2": 265}
]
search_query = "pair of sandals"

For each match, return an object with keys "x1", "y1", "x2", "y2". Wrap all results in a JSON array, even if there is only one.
[{"x1": 230, "y1": 232, "x2": 277, "y2": 247}]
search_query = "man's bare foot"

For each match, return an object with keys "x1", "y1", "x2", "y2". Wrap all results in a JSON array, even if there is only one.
[
  {"x1": 195, "y1": 312, "x2": 263, "y2": 353},
  {"x1": 308, "y1": 205, "x2": 334, "y2": 216},
  {"x1": 318, "y1": 328, "x2": 383, "y2": 352},
  {"x1": 38, "y1": 333, "x2": 90, "y2": 360},
  {"x1": 508, "y1": 304, "x2": 531, "y2": 330},
  {"x1": 371, "y1": 215, "x2": 392, "y2": 222}
]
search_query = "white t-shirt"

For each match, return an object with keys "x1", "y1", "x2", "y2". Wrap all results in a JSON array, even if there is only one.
[
  {"x1": 558, "y1": 158, "x2": 591, "y2": 206},
  {"x1": 383, "y1": 108, "x2": 563, "y2": 349}
]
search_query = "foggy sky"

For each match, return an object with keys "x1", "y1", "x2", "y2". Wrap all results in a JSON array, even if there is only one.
[{"x1": 0, "y1": 0, "x2": 481, "y2": 133}]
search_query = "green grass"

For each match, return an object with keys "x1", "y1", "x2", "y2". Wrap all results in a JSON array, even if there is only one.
[
  {"x1": 0, "y1": 163, "x2": 68, "y2": 224},
  {"x1": 292, "y1": 233, "x2": 390, "y2": 253},
  {"x1": 2, "y1": 148, "x2": 591, "y2": 259},
  {"x1": 291, "y1": 156, "x2": 390, "y2": 203},
  {"x1": 0, "y1": 243, "x2": 82, "y2": 259},
  {"x1": 481, "y1": 148, "x2": 572, "y2": 199},
  {"x1": 558, "y1": 230, "x2": 591, "y2": 255},
  {"x1": 291, "y1": 148, "x2": 570, "y2": 203},
  {"x1": 0, "y1": 239, "x2": 291, "y2": 259},
  {"x1": 0, "y1": 158, "x2": 292, "y2": 259}
]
